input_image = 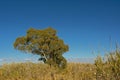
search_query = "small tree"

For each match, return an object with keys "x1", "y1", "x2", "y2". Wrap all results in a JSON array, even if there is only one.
[{"x1": 14, "y1": 27, "x2": 69, "y2": 69}]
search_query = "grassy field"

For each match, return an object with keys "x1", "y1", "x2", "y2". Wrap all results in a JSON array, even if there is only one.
[
  {"x1": 0, "y1": 49, "x2": 120, "y2": 80},
  {"x1": 0, "y1": 62, "x2": 96, "y2": 80}
]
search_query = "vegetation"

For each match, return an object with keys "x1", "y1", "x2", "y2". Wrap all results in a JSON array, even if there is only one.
[
  {"x1": 1, "y1": 27, "x2": 119, "y2": 79},
  {"x1": 0, "y1": 49, "x2": 120, "y2": 80},
  {"x1": 14, "y1": 27, "x2": 69, "y2": 69},
  {"x1": 0, "y1": 62, "x2": 96, "y2": 80},
  {"x1": 95, "y1": 49, "x2": 120, "y2": 80}
]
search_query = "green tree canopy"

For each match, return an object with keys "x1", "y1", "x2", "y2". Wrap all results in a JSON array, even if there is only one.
[{"x1": 14, "y1": 27, "x2": 69, "y2": 69}]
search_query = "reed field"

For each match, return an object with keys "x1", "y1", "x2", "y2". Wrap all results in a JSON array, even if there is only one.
[{"x1": 0, "y1": 49, "x2": 120, "y2": 80}]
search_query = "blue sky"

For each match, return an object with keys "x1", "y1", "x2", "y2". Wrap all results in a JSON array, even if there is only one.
[{"x1": 0, "y1": 0, "x2": 120, "y2": 62}]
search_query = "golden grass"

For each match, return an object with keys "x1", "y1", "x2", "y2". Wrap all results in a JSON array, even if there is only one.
[
  {"x1": 95, "y1": 49, "x2": 120, "y2": 80},
  {"x1": 0, "y1": 62, "x2": 96, "y2": 80},
  {"x1": 0, "y1": 49, "x2": 120, "y2": 80}
]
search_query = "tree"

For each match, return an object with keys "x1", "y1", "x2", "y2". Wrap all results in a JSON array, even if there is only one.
[{"x1": 13, "y1": 27, "x2": 69, "y2": 69}]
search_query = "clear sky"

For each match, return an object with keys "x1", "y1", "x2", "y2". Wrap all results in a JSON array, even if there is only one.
[{"x1": 0, "y1": 0, "x2": 120, "y2": 63}]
